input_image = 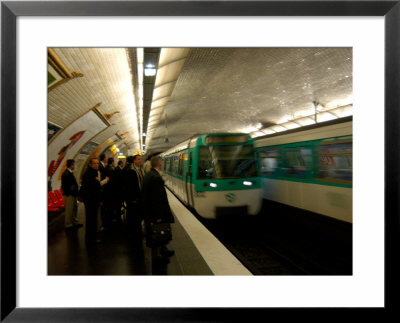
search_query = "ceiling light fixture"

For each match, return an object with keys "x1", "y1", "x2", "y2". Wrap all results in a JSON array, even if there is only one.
[
  {"x1": 240, "y1": 123, "x2": 263, "y2": 134},
  {"x1": 137, "y1": 48, "x2": 144, "y2": 152},
  {"x1": 144, "y1": 48, "x2": 189, "y2": 153},
  {"x1": 251, "y1": 102, "x2": 351, "y2": 138},
  {"x1": 144, "y1": 64, "x2": 157, "y2": 76}
]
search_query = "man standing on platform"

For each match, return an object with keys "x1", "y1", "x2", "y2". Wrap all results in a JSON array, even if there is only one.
[
  {"x1": 102, "y1": 157, "x2": 116, "y2": 227},
  {"x1": 98, "y1": 153, "x2": 110, "y2": 229},
  {"x1": 142, "y1": 156, "x2": 175, "y2": 265},
  {"x1": 99, "y1": 153, "x2": 106, "y2": 175},
  {"x1": 114, "y1": 160, "x2": 125, "y2": 222},
  {"x1": 125, "y1": 154, "x2": 144, "y2": 239},
  {"x1": 80, "y1": 158, "x2": 103, "y2": 246},
  {"x1": 61, "y1": 159, "x2": 81, "y2": 229}
]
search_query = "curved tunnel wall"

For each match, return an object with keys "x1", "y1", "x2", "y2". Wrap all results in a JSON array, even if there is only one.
[{"x1": 48, "y1": 109, "x2": 109, "y2": 191}]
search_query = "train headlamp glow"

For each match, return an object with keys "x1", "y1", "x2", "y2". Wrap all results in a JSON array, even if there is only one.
[
  {"x1": 210, "y1": 183, "x2": 218, "y2": 188},
  {"x1": 243, "y1": 181, "x2": 253, "y2": 186}
]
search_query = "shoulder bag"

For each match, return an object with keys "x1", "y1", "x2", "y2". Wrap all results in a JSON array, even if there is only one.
[{"x1": 148, "y1": 222, "x2": 172, "y2": 247}]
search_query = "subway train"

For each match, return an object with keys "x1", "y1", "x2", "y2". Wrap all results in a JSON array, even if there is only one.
[
  {"x1": 160, "y1": 133, "x2": 263, "y2": 219},
  {"x1": 254, "y1": 117, "x2": 352, "y2": 223}
]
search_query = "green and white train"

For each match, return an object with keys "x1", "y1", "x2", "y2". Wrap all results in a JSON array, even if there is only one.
[
  {"x1": 160, "y1": 118, "x2": 352, "y2": 223},
  {"x1": 160, "y1": 133, "x2": 263, "y2": 219},
  {"x1": 254, "y1": 117, "x2": 352, "y2": 223}
]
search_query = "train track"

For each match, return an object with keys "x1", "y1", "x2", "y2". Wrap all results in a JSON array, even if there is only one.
[
  {"x1": 218, "y1": 235, "x2": 308, "y2": 275},
  {"x1": 167, "y1": 188, "x2": 352, "y2": 275},
  {"x1": 197, "y1": 214, "x2": 352, "y2": 276}
]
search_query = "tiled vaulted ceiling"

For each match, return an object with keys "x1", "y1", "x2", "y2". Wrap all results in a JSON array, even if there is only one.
[
  {"x1": 48, "y1": 47, "x2": 140, "y2": 151},
  {"x1": 48, "y1": 47, "x2": 352, "y2": 157}
]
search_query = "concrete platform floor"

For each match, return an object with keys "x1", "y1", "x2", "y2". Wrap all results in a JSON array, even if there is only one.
[{"x1": 48, "y1": 202, "x2": 214, "y2": 276}]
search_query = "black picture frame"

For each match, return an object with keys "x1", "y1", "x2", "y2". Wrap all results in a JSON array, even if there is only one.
[{"x1": 1, "y1": 1, "x2": 399, "y2": 321}]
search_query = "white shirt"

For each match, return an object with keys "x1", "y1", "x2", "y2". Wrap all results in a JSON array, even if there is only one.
[{"x1": 98, "y1": 170, "x2": 108, "y2": 186}]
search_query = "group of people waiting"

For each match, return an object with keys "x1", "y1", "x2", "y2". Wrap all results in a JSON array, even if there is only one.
[{"x1": 60, "y1": 154, "x2": 174, "y2": 265}]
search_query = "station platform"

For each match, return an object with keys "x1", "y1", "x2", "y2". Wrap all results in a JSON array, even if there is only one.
[{"x1": 48, "y1": 190, "x2": 252, "y2": 276}]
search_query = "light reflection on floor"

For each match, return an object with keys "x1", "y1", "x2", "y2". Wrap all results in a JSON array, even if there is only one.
[{"x1": 48, "y1": 204, "x2": 148, "y2": 275}]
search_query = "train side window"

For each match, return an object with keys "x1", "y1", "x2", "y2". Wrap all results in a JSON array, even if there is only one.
[
  {"x1": 188, "y1": 152, "x2": 192, "y2": 173},
  {"x1": 170, "y1": 158, "x2": 174, "y2": 173},
  {"x1": 172, "y1": 155, "x2": 179, "y2": 175},
  {"x1": 317, "y1": 141, "x2": 352, "y2": 183},
  {"x1": 259, "y1": 149, "x2": 280, "y2": 176},
  {"x1": 178, "y1": 156, "x2": 184, "y2": 177},
  {"x1": 283, "y1": 147, "x2": 312, "y2": 178},
  {"x1": 167, "y1": 157, "x2": 173, "y2": 173}
]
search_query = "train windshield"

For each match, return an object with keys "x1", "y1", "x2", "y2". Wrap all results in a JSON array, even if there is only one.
[{"x1": 197, "y1": 145, "x2": 257, "y2": 179}]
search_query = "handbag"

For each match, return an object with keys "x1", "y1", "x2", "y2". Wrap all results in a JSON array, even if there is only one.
[{"x1": 148, "y1": 222, "x2": 172, "y2": 247}]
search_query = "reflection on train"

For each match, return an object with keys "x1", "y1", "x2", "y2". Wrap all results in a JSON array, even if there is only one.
[
  {"x1": 160, "y1": 133, "x2": 262, "y2": 219},
  {"x1": 254, "y1": 117, "x2": 352, "y2": 223}
]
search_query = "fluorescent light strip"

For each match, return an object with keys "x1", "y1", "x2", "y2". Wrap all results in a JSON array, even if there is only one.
[
  {"x1": 137, "y1": 48, "x2": 144, "y2": 150},
  {"x1": 252, "y1": 104, "x2": 352, "y2": 137}
]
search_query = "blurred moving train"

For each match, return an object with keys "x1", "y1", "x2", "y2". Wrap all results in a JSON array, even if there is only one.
[
  {"x1": 161, "y1": 117, "x2": 352, "y2": 224},
  {"x1": 254, "y1": 116, "x2": 352, "y2": 223},
  {"x1": 160, "y1": 133, "x2": 262, "y2": 219}
]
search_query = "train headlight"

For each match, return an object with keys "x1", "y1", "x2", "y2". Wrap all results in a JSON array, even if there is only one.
[
  {"x1": 243, "y1": 181, "x2": 253, "y2": 186},
  {"x1": 210, "y1": 182, "x2": 218, "y2": 188}
]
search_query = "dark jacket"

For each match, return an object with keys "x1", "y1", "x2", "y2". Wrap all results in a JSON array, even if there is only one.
[
  {"x1": 79, "y1": 167, "x2": 101, "y2": 204},
  {"x1": 103, "y1": 165, "x2": 115, "y2": 195},
  {"x1": 125, "y1": 166, "x2": 141, "y2": 204},
  {"x1": 114, "y1": 166, "x2": 125, "y2": 195},
  {"x1": 61, "y1": 169, "x2": 79, "y2": 196},
  {"x1": 142, "y1": 168, "x2": 174, "y2": 224},
  {"x1": 99, "y1": 162, "x2": 106, "y2": 180}
]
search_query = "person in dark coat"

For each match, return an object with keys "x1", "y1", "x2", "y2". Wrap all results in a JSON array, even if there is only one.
[
  {"x1": 97, "y1": 153, "x2": 110, "y2": 228},
  {"x1": 61, "y1": 159, "x2": 81, "y2": 229},
  {"x1": 114, "y1": 160, "x2": 125, "y2": 221},
  {"x1": 123, "y1": 156, "x2": 133, "y2": 172},
  {"x1": 122, "y1": 156, "x2": 134, "y2": 225},
  {"x1": 102, "y1": 157, "x2": 115, "y2": 226},
  {"x1": 99, "y1": 153, "x2": 106, "y2": 175},
  {"x1": 125, "y1": 154, "x2": 144, "y2": 239},
  {"x1": 142, "y1": 156, "x2": 175, "y2": 264},
  {"x1": 80, "y1": 158, "x2": 102, "y2": 246}
]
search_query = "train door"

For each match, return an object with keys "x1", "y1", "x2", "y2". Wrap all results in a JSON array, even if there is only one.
[{"x1": 186, "y1": 151, "x2": 194, "y2": 207}]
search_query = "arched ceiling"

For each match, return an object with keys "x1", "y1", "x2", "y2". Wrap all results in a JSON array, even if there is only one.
[{"x1": 48, "y1": 47, "x2": 352, "y2": 157}]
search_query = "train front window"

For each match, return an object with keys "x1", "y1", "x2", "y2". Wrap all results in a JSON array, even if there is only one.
[{"x1": 197, "y1": 145, "x2": 257, "y2": 179}]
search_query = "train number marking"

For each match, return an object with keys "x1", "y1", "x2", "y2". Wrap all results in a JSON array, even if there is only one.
[{"x1": 225, "y1": 193, "x2": 236, "y2": 203}]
